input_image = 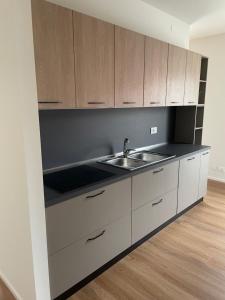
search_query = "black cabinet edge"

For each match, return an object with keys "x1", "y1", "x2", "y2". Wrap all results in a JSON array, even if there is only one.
[{"x1": 54, "y1": 198, "x2": 203, "y2": 300}]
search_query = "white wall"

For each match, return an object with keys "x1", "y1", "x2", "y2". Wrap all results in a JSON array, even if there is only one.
[
  {"x1": 190, "y1": 34, "x2": 225, "y2": 182},
  {"x1": 48, "y1": 0, "x2": 190, "y2": 48},
  {"x1": 0, "y1": 1, "x2": 50, "y2": 299}
]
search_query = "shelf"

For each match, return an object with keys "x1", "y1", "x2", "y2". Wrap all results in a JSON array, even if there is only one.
[
  {"x1": 195, "y1": 128, "x2": 203, "y2": 145},
  {"x1": 195, "y1": 127, "x2": 203, "y2": 130},
  {"x1": 197, "y1": 104, "x2": 204, "y2": 107},
  {"x1": 200, "y1": 80, "x2": 207, "y2": 83}
]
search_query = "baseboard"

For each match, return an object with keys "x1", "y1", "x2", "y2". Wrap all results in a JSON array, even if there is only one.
[
  {"x1": 208, "y1": 178, "x2": 225, "y2": 190},
  {"x1": 54, "y1": 198, "x2": 203, "y2": 300},
  {"x1": 0, "y1": 271, "x2": 22, "y2": 300},
  {"x1": 208, "y1": 176, "x2": 225, "y2": 184}
]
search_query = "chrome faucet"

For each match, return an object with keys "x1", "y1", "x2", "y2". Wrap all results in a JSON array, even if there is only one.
[{"x1": 123, "y1": 138, "x2": 135, "y2": 158}]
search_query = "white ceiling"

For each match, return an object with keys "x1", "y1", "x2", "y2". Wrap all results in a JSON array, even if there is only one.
[{"x1": 142, "y1": 0, "x2": 225, "y2": 38}]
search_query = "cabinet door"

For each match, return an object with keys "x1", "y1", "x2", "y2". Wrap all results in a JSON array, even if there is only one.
[
  {"x1": 198, "y1": 151, "x2": 210, "y2": 198},
  {"x1": 74, "y1": 12, "x2": 114, "y2": 108},
  {"x1": 49, "y1": 215, "x2": 131, "y2": 299},
  {"x1": 132, "y1": 189, "x2": 177, "y2": 244},
  {"x1": 144, "y1": 38, "x2": 168, "y2": 107},
  {"x1": 184, "y1": 51, "x2": 201, "y2": 106},
  {"x1": 177, "y1": 154, "x2": 201, "y2": 213},
  {"x1": 166, "y1": 45, "x2": 187, "y2": 106},
  {"x1": 31, "y1": 0, "x2": 75, "y2": 109},
  {"x1": 115, "y1": 27, "x2": 144, "y2": 107}
]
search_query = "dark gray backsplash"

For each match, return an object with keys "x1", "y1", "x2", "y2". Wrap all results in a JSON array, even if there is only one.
[{"x1": 39, "y1": 107, "x2": 175, "y2": 170}]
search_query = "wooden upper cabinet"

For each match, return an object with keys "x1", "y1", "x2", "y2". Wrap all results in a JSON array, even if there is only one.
[
  {"x1": 31, "y1": 0, "x2": 75, "y2": 109},
  {"x1": 74, "y1": 12, "x2": 115, "y2": 108},
  {"x1": 184, "y1": 51, "x2": 201, "y2": 106},
  {"x1": 115, "y1": 27, "x2": 144, "y2": 108},
  {"x1": 144, "y1": 38, "x2": 168, "y2": 107},
  {"x1": 166, "y1": 45, "x2": 187, "y2": 106}
]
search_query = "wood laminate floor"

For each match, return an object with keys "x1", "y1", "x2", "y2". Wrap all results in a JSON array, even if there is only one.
[{"x1": 69, "y1": 182, "x2": 225, "y2": 300}]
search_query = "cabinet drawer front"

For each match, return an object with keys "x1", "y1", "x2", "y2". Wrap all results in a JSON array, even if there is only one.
[
  {"x1": 177, "y1": 154, "x2": 201, "y2": 213},
  {"x1": 132, "y1": 161, "x2": 179, "y2": 210},
  {"x1": 46, "y1": 178, "x2": 131, "y2": 255},
  {"x1": 49, "y1": 215, "x2": 131, "y2": 299},
  {"x1": 132, "y1": 189, "x2": 177, "y2": 244}
]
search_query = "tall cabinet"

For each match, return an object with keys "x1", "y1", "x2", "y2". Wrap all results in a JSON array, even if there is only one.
[
  {"x1": 74, "y1": 12, "x2": 115, "y2": 108},
  {"x1": 115, "y1": 27, "x2": 145, "y2": 108},
  {"x1": 31, "y1": 0, "x2": 76, "y2": 109}
]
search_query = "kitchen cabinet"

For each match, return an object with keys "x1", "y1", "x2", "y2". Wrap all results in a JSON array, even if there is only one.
[
  {"x1": 177, "y1": 154, "x2": 201, "y2": 213},
  {"x1": 132, "y1": 189, "x2": 177, "y2": 243},
  {"x1": 198, "y1": 151, "x2": 210, "y2": 198},
  {"x1": 132, "y1": 161, "x2": 179, "y2": 210},
  {"x1": 144, "y1": 38, "x2": 168, "y2": 107},
  {"x1": 166, "y1": 45, "x2": 187, "y2": 106},
  {"x1": 74, "y1": 12, "x2": 114, "y2": 108},
  {"x1": 115, "y1": 26, "x2": 144, "y2": 107},
  {"x1": 49, "y1": 214, "x2": 131, "y2": 299},
  {"x1": 31, "y1": 0, "x2": 75, "y2": 109},
  {"x1": 184, "y1": 51, "x2": 201, "y2": 106},
  {"x1": 46, "y1": 179, "x2": 131, "y2": 255}
]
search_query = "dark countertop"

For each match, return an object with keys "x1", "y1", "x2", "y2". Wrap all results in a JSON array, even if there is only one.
[{"x1": 44, "y1": 143, "x2": 210, "y2": 208}]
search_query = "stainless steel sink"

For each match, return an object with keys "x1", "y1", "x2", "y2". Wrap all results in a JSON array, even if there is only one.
[
  {"x1": 129, "y1": 151, "x2": 174, "y2": 164},
  {"x1": 101, "y1": 157, "x2": 148, "y2": 170}
]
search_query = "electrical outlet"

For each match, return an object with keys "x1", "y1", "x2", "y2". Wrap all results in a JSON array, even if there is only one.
[{"x1": 150, "y1": 127, "x2": 158, "y2": 135}]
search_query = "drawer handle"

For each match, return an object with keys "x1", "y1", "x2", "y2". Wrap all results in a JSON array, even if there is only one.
[
  {"x1": 86, "y1": 190, "x2": 105, "y2": 199},
  {"x1": 202, "y1": 152, "x2": 209, "y2": 156},
  {"x1": 188, "y1": 101, "x2": 195, "y2": 104},
  {"x1": 187, "y1": 157, "x2": 195, "y2": 161},
  {"x1": 86, "y1": 230, "x2": 106, "y2": 243},
  {"x1": 170, "y1": 101, "x2": 179, "y2": 104},
  {"x1": 153, "y1": 168, "x2": 164, "y2": 174},
  {"x1": 150, "y1": 101, "x2": 160, "y2": 104},
  {"x1": 123, "y1": 101, "x2": 136, "y2": 104},
  {"x1": 152, "y1": 199, "x2": 163, "y2": 206},
  {"x1": 38, "y1": 101, "x2": 62, "y2": 104},
  {"x1": 88, "y1": 101, "x2": 105, "y2": 105}
]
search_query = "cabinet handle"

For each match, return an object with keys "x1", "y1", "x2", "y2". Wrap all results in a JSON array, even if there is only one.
[
  {"x1": 86, "y1": 230, "x2": 106, "y2": 243},
  {"x1": 150, "y1": 101, "x2": 160, "y2": 104},
  {"x1": 38, "y1": 101, "x2": 62, "y2": 104},
  {"x1": 170, "y1": 101, "x2": 180, "y2": 104},
  {"x1": 153, "y1": 168, "x2": 164, "y2": 174},
  {"x1": 88, "y1": 101, "x2": 105, "y2": 105},
  {"x1": 202, "y1": 152, "x2": 209, "y2": 156},
  {"x1": 188, "y1": 101, "x2": 195, "y2": 104},
  {"x1": 152, "y1": 199, "x2": 163, "y2": 206},
  {"x1": 187, "y1": 157, "x2": 195, "y2": 161},
  {"x1": 123, "y1": 101, "x2": 136, "y2": 104},
  {"x1": 86, "y1": 190, "x2": 105, "y2": 199}
]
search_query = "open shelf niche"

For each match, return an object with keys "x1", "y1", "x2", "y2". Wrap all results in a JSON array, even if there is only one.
[{"x1": 174, "y1": 56, "x2": 208, "y2": 145}]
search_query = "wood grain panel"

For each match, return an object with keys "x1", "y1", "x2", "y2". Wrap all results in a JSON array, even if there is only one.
[
  {"x1": 70, "y1": 185, "x2": 225, "y2": 300},
  {"x1": 74, "y1": 12, "x2": 114, "y2": 108},
  {"x1": 184, "y1": 51, "x2": 201, "y2": 105},
  {"x1": 115, "y1": 27, "x2": 144, "y2": 108},
  {"x1": 166, "y1": 45, "x2": 187, "y2": 106},
  {"x1": 144, "y1": 37, "x2": 168, "y2": 107},
  {"x1": 31, "y1": 0, "x2": 75, "y2": 109}
]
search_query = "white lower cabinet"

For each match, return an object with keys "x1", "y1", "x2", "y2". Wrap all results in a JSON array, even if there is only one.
[
  {"x1": 177, "y1": 154, "x2": 201, "y2": 213},
  {"x1": 198, "y1": 151, "x2": 210, "y2": 199},
  {"x1": 132, "y1": 189, "x2": 177, "y2": 243},
  {"x1": 49, "y1": 214, "x2": 131, "y2": 299}
]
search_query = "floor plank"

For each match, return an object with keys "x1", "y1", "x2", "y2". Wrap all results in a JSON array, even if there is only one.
[
  {"x1": 69, "y1": 186, "x2": 225, "y2": 300},
  {"x1": 0, "y1": 278, "x2": 15, "y2": 300}
]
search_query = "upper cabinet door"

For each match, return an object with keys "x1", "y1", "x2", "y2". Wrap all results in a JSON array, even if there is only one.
[
  {"x1": 144, "y1": 38, "x2": 168, "y2": 107},
  {"x1": 31, "y1": 0, "x2": 75, "y2": 109},
  {"x1": 74, "y1": 12, "x2": 115, "y2": 108},
  {"x1": 115, "y1": 27, "x2": 144, "y2": 108},
  {"x1": 166, "y1": 45, "x2": 187, "y2": 106},
  {"x1": 184, "y1": 51, "x2": 201, "y2": 106}
]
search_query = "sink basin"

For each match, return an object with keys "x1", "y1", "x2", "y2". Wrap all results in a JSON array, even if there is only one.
[
  {"x1": 101, "y1": 157, "x2": 148, "y2": 170},
  {"x1": 129, "y1": 151, "x2": 175, "y2": 164}
]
